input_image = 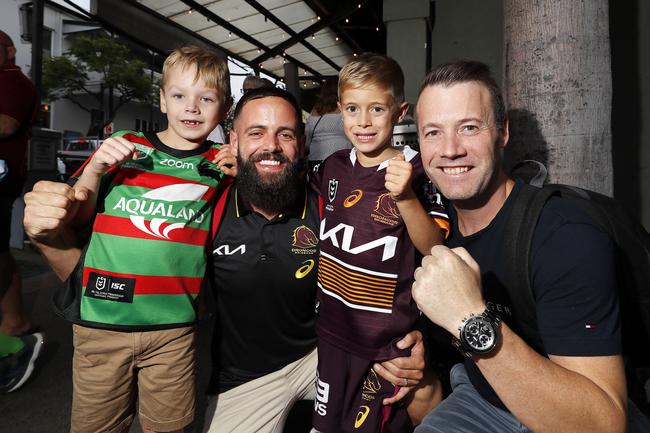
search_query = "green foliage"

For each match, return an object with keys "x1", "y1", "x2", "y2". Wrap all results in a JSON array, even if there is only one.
[{"x1": 42, "y1": 34, "x2": 156, "y2": 128}]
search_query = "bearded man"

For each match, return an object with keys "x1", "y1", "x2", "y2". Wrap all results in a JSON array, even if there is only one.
[{"x1": 23, "y1": 87, "x2": 432, "y2": 433}]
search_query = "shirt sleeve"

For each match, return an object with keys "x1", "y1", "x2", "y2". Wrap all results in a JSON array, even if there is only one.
[{"x1": 531, "y1": 215, "x2": 622, "y2": 357}]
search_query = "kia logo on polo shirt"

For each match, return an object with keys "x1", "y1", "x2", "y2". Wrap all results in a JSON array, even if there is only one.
[{"x1": 213, "y1": 244, "x2": 246, "y2": 256}]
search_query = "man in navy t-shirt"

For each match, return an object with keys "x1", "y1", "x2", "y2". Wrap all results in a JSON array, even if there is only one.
[{"x1": 411, "y1": 60, "x2": 631, "y2": 433}]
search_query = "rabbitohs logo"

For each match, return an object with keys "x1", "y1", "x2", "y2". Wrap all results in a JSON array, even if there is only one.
[{"x1": 112, "y1": 183, "x2": 208, "y2": 239}]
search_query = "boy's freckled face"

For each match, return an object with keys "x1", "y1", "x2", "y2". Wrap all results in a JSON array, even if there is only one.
[
  {"x1": 339, "y1": 84, "x2": 400, "y2": 160},
  {"x1": 159, "y1": 64, "x2": 223, "y2": 149}
]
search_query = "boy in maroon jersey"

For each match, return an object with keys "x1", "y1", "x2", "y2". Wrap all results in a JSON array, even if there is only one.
[{"x1": 310, "y1": 53, "x2": 449, "y2": 432}]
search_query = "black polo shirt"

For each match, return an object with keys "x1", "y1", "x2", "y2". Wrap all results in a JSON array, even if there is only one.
[{"x1": 208, "y1": 184, "x2": 320, "y2": 393}]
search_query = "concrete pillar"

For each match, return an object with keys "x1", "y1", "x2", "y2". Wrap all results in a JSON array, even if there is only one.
[
  {"x1": 283, "y1": 62, "x2": 301, "y2": 108},
  {"x1": 383, "y1": 0, "x2": 432, "y2": 107},
  {"x1": 430, "y1": 1, "x2": 503, "y2": 89},
  {"x1": 30, "y1": 0, "x2": 44, "y2": 96}
]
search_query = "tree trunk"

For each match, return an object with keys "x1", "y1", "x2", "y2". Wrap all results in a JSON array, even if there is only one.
[{"x1": 503, "y1": 0, "x2": 613, "y2": 195}]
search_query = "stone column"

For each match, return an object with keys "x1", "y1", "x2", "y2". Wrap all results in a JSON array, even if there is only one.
[{"x1": 383, "y1": 0, "x2": 432, "y2": 106}]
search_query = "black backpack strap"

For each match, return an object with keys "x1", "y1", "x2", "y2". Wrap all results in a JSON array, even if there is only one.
[
  {"x1": 502, "y1": 183, "x2": 558, "y2": 340},
  {"x1": 510, "y1": 160, "x2": 548, "y2": 187}
]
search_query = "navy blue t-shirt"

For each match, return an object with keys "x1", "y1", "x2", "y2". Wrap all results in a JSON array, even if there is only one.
[{"x1": 447, "y1": 180, "x2": 622, "y2": 410}]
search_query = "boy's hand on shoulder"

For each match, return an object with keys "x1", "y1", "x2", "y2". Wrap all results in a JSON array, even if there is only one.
[
  {"x1": 213, "y1": 146, "x2": 238, "y2": 177},
  {"x1": 87, "y1": 136, "x2": 138, "y2": 175},
  {"x1": 385, "y1": 152, "x2": 415, "y2": 201}
]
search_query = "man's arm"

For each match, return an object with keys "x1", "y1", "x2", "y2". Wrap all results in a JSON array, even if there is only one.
[
  {"x1": 0, "y1": 113, "x2": 20, "y2": 139},
  {"x1": 480, "y1": 325, "x2": 626, "y2": 433},
  {"x1": 23, "y1": 181, "x2": 88, "y2": 280},
  {"x1": 412, "y1": 246, "x2": 627, "y2": 433}
]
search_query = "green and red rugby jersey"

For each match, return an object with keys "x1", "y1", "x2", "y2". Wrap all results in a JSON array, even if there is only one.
[{"x1": 60, "y1": 131, "x2": 226, "y2": 330}]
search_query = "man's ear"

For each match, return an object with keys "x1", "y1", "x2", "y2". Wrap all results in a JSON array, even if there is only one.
[
  {"x1": 336, "y1": 101, "x2": 342, "y2": 113},
  {"x1": 396, "y1": 101, "x2": 409, "y2": 123},
  {"x1": 159, "y1": 89, "x2": 167, "y2": 114},
  {"x1": 6, "y1": 46, "x2": 16, "y2": 61},
  {"x1": 500, "y1": 118, "x2": 510, "y2": 148},
  {"x1": 229, "y1": 129, "x2": 238, "y2": 156}
]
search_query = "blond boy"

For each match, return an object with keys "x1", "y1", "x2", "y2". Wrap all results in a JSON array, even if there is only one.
[
  {"x1": 58, "y1": 46, "x2": 233, "y2": 433},
  {"x1": 309, "y1": 53, "x2": 448, "y2": 432}
]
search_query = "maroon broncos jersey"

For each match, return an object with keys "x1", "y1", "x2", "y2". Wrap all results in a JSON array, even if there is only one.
[{"x1": 310, "y1": 147, "x2": 448, "y2": 360}]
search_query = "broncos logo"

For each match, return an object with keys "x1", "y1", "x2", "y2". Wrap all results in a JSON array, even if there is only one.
[
  {"x1": 292, "y1": 226, "x2": 319, "y2": 249},
  {"x1": 374, "y1": 193, "x2": 400, "y2": 219}
]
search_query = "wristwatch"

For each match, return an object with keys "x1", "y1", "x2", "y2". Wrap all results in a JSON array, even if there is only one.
[{"x1": 452, "y1": 308, "x2": 501, "y2": 358}]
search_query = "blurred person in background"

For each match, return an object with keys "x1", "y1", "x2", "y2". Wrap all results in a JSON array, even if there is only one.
[
  {"x1": 305, "y1": 78, "x2": 350, "y2": 168},
  {"x1": 210, "y1": 74, "x2": 275, "y2": 143},
  {"x1": 0, "y1": 29, "x2": 43, "y2": 393}
]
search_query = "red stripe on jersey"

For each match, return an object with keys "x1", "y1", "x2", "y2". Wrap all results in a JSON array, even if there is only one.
[
  {"x1": 70, "y1": 132, "x2": 150, "y2": 180},
  {"x1": 210, "y1": 179, "x2": 234, "y2": 239},
  {"x1": 82, "y1": 267, "x2": 202, "y2": 295},
  {"x1": 201, "y1": 145, "x2": 220, "y2": 161},
  {"x1": 93, "y1": 214, "x2": 210, "y2": 246},
  {"x1": 111, "y1": 168, "x2": 216, "y2": 202},
  {"x1": 120, "y1": 132, "x2": 154, "y2": 148}
]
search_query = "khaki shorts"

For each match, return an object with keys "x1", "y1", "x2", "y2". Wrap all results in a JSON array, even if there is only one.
[
  {"x1": 71, "y1": 324, "x2": 196, "y2": 433},
  {"x1": 202, "y1": 348, "x2": 317, "y2": 433}
]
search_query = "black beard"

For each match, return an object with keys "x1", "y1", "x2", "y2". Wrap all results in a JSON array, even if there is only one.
[{"x1": 236, "y1": 152, "x2": 305, "y2": 215}]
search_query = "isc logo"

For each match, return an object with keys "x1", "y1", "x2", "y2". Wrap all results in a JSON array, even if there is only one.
[{"x1": 160, "y1": 158, "x2": 195, "y2": 170}]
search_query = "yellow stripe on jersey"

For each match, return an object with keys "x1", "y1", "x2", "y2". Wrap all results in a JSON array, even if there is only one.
[{"x1": 318, "y1": 255, "x2": 397, "y2": 309}]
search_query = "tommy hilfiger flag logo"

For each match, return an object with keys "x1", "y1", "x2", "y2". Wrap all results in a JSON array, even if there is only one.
[{"x1": 328, "y1": 179, "x2": 339, "y2": 203}]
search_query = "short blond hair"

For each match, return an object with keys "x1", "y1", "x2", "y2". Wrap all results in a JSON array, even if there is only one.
[
  {"x1": 161, "y1": 46, "x2": 231, "y2": 104},
  {"x1": 338, "y1": 53, "x2": 405, "y2": 108}
]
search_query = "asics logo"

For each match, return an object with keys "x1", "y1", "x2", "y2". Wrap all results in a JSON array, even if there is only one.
[
  {"x1": 113, "y1": 183, "x2": 208, "y2": 240},
  {"x1": 344, "y1": 189, "x2": 363, "y2": 208},
  {"x1": 354, "y1": 406, "x2": 370, "y2": 428},
  {"x1": 295, "y1": 259, "x2": 315, "y2": 279}
]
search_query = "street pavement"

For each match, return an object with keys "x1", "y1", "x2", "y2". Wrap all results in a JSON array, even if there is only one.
[{"x1": 1, "y1": 246, "x2": 311, "y2": 433}]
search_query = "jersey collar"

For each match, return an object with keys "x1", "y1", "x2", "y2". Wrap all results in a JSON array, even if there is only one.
[{"x1": 348, "y1": 145, "x2": 418, "y2": 170}]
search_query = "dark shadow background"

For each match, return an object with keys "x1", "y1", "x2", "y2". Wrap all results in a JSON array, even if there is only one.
[{"x1": 504, "y1": 108, "x2": 549, "y2": 182}]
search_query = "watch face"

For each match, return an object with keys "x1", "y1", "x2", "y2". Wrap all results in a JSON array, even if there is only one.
[{"x1": 461, "y1": 316, "x2": 497, "y2": 353}]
